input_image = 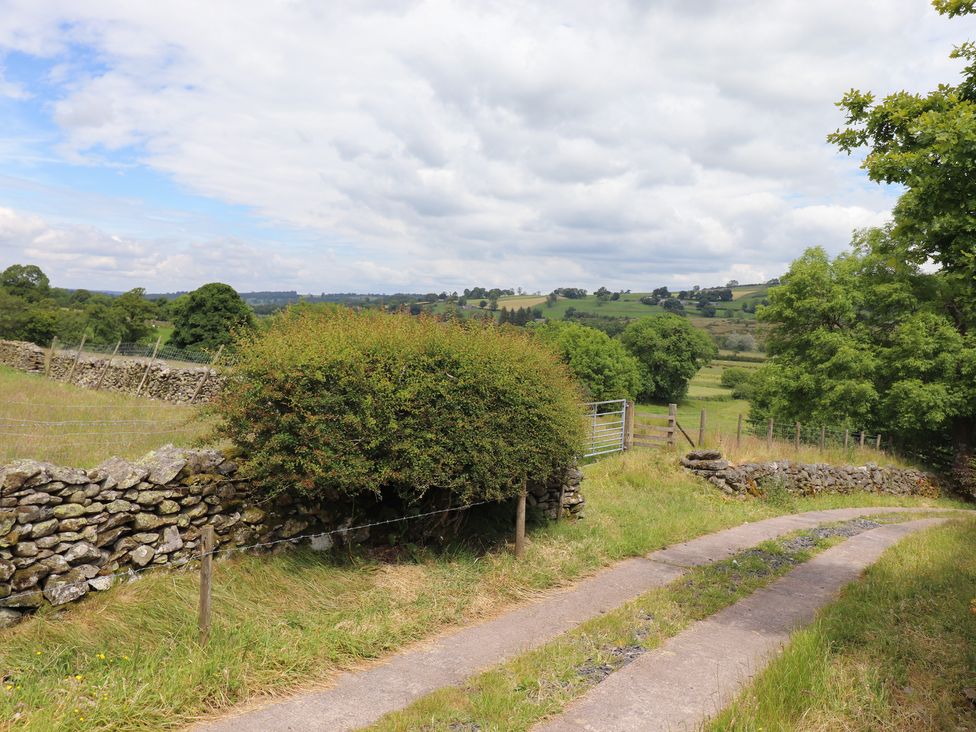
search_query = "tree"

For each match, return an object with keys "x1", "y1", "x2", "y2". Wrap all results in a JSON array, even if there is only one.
[
  {"x1": 828, "y1": 3, "x2": 976, "y2": 321},
  {"x1": 169, "y1": 283, "x2": 255, "y2": 350},
  {"x1": 0, "y1": 264, "x2": 49, "y2": 302},
  {"x1": 724, "y1": 333, "x2": 757, "y2": 353},
  {"x1": 619, "y1": 315, "x2": 717, "y2": 402},
  {"x1": 661, "y1": 298, "x2": 685, "y2": 314},
  {"x1": 750, "y1": 239, "x2": 976, "y2": 469},
  {"x1": 532, "y1": 321, "x2": 642, "y2": 401},
  {"x1": 726, "y1": 280, "x2": 739, "y2": 287}
]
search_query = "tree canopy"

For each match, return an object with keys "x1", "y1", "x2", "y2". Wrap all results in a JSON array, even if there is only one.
[
  {"x1": 756, "y1": 1, "x2": 976, "y2": 488},
  {"x1": 619, "y1": 314, "x2": 716, "y2": 402},
  {"x1": 531, "y1": 320, "x2": 642, "y2": 402},
  {"x1": 169, "y1": 283, "x2": 255, "y2": 350}
]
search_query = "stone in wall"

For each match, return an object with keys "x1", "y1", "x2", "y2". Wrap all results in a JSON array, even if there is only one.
[{"x1": 680, "y1": 450, "x2": 940, "y2": 498}]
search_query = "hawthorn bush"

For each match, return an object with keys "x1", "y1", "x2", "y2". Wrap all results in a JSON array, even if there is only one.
[{"x1": 212, "y1": 306, "x2": 585, "y2": 505}]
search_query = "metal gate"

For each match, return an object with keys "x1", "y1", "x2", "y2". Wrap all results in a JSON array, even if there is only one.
[{"x1": 582, "y1": 399, "x2": 629, "y2": 458}]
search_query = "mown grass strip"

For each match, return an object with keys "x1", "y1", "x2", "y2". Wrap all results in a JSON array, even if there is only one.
[
  {"x1": 708, "y1": 518, "x2": 976, "y2": 731},
  {"x1": 361, "y1": 524, "x2": 869, "y2": 732}
]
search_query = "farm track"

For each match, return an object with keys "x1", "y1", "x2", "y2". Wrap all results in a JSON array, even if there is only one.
[{"x1": 190, "y1": 507, "x2": 969, "y2": 732}]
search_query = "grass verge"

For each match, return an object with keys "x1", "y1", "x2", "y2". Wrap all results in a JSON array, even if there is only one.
[
  {"x1": 0, "y1": 450, "x2": 966, "y2": 731},
  {"x1": 708, "y1": 518, "x2": 976, "y2": 731}
]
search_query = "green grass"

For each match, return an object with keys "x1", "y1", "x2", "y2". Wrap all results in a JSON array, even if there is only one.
[
  {"x1": 0, "y1": 450, "x2": 964, "y2": 731},
  {"x1": 709, "y1": 518, "x2": 976, "y2": 731},
  {"x1": 0, "y1": 366, "x2": 212, "y2": 468}
]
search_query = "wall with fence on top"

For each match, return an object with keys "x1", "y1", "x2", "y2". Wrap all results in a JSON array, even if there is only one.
[
  {"x1": 0, "y1": 339, "x2": 226, "y2": 404},
  {"x1": 0, "y1": 445, "x2": 585, "y2": 627}
]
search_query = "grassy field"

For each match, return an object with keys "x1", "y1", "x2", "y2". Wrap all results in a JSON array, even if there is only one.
[
  {"x1": 0, "y1": 366, "x2": 211, "y2": 468},
  {"x1": 0, "y1": 448, "x2": 964, "y2": 731},
  {"x1": 710, "y1": 518, "x2": 976, "y2": 730}
]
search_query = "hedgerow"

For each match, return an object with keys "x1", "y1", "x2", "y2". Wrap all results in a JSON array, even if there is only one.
[{"x1": 211, "y1": 306, "x2": 585, "y2": 505}]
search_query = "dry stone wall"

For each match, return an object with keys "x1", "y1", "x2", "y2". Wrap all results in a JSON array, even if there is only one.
[
  {"x1": 681, "y1": 450, "x2": 939, "y2": 497},
  {"x1": 0, "y1": 445, "x2": 584, "y2": 626},
  {"x1": 0, "y1": 339, "x2": 224, "y2": 404}
]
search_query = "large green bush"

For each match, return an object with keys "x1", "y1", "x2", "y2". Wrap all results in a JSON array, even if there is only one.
[
  {"x1": 619, "y1": 315, "x2": 717, "y2": 402},
  {"x1": 212, "y1": 306, "x2": 585, "y2": 504},
  {"x1": 531, "y1": 320, "x2": 641, "y2": 402}
]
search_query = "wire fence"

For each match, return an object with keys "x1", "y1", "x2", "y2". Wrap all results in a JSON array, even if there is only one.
[
  {"x1": 0, "y1": 498, "x2": 496, "y2": 610},
  {"x1": 53, "y1": 338, "x2": 223, "y2": 367}
]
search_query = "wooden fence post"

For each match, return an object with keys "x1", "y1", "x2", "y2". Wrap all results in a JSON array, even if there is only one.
[
  {"x1": 844, "y1": 428, "x2": 850, "y2": 450},
  {"x1": 65, "y1": 334, "x2": 87, "y2": 383},
  {"x1": 819, "y1": 425, "x2": 826, "y2": 451},
  {"x1": 795, "y1": 422, "x2": 801, "y2": 451},
  {"x1": 514, "y1": 480, "x2": 527, "y2": 559},
  {"x1": 875, "y1": 434, "x2": 881, "y2": 451},
  {"x1": 198, "y1": 525, "x2": 214, "y2": 645},
  {"x1": 667, "y1": 403, "x2": 677, "y2": 448},
  {"x1": 190, "y1": 344, "x2": 224, "y2": 405},
  {"x1": 736, "y1": 413, "x2": 743, "y2": 450},
  {"x1": 135, "y1": 336, "x2": 163, "y2": 397},
  {"x1": 45, "y1": 336, "x2": 58, "y2": 376},
  {"x1": 95, "y1": 340, "x2": 121, "y2": 391},
  {"x1": 859, "y1": 431, "x2": 865, "y2": 450},
  {"x1": 623, "y1": 400, "x2": 635, "y2": 450},
  {"x1": 697, "y1": 408, "x2": 706, "y2": 448},
  {"x1": 767, "y1": 418, "x2": 774, "y2": 449}
]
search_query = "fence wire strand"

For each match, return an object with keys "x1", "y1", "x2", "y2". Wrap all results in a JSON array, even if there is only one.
[{"x1": 0, "y1": 498, "x2": 495, "y2": 608}]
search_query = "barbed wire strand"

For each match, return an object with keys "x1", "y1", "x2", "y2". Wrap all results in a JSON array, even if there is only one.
[{"x1": 0, "y1": 498, "x2": 495, "y2": 607}]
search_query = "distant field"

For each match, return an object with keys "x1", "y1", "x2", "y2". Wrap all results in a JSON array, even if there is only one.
[
  {"x1": 494, "y1": 294, "x2": 548, "y2": 308},
  {"x1": 0, "y1": 366, "x2": 211, "y2": 468}
]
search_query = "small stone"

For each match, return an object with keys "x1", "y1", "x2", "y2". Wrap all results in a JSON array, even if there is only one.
[
  {"x1": 52, "y1": 503, "x2": 86, "y2": 519},
  {"x1": 10, "y1": 564, "x2": 50, "y2": 591},
  {"x1": 0, "y1": 587, "x2": 42, "y2": 607},
  {"x1": 13, "y1": 542, "x2": 38, "y2": 558},
  {"x1": 157, "y1": 526, "x2": 183, "y2": 554},
  {"x1": 242, "y1": 506, "x2": 266, "y2": 524},
  {"x1": 134, "y1": 491, "x2": 166, "y2": 507},
  {"x1": 132, "y1": 513, "x2": 163, "y2": 530},
  {"x1": 16, "y1": 505, "x2": 51, "y2": 524},
  {"x1": 59, "y1": 517, "x2": 88, "y2": 532},
  {"x1": 158, "y1": 499, "x2": 180, "y2": 515},
  {"x1": 88, "y1": 576, "x2": 113, "y2": 591},
  {"x1": 67, "y1": 490, "x2": 87, "y2": 504},
  {"x1": 310, "y1": 534, "x2": 333, "y2": 552},
  {"x1": 0, "y1": 558, "x2": 14, "y2": 581},
  {"x1": 0, "y1": 607, "x2": 22, "y2": 628},
  {"x1": 106, "y1": 499, "x2": 135, "y2": 513},
  {"x1": 129, "y1": 545, "x2": 155, "y2": 567},
  {"x1": 64, "y1": 541, "x2": 101, "y2": 565},
  {"x1": 29, "y1": 518, "x2": 59, "y2": 539},
  {"x1": 43, "y1": 571, "x2": 89, "y2": 605}
]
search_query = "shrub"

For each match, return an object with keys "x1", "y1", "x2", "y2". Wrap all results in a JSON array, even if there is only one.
[
  {"x1": 619, "y1": 315, "x2": 717, "y2": 402},
  {"x1": 720, "y1": 367, "x2": 752, "y2": 389},
  {"x1": 531, "y1": 321, "x2": 642, "y2": 401},
  {"x1": 211, "y1": 306, "x2": 585, "y2": 505}
]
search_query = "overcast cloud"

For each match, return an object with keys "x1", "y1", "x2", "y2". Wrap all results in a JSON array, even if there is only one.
[{"x1": 0, "y1": 0, "x2": 970, "y2": 293}]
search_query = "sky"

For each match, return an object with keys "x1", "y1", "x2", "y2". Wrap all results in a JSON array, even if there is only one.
[{"x1": 0, "y1": 1, "x2": 971, "y2": 295}]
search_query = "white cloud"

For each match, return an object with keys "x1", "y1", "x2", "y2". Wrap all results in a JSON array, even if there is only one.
[{"x1": 0, "y1": 0, "x2": 970, "y2": 291}]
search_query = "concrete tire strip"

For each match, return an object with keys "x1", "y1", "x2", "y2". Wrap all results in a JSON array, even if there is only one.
[
  {"x1": 192, "y1": 507, "x2": 965, "y2": 732},
  {"x1": 534, "y1": 518, "x2": 952, "y2": 732}
]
